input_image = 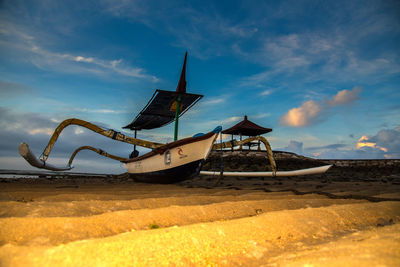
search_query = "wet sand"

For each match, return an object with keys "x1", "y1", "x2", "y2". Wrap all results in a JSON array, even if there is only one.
[{"x1": 0, "y1": 174, "x2": 399, "y2": 266}]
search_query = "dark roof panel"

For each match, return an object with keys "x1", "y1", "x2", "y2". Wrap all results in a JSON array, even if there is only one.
[
  {"x1": 222, "y1": 115, "x2": 272, "y2": 136},
  {"x1": 123, "y1": 89, "x2": 203, "y2": 130}
]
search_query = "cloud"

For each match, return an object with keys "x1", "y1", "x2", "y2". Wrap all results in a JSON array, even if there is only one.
[
  {"x1": 0, "y1": 80, "x2": 33, "y2": 98},
  {"x1": 0, "y1": 107, "x2": 58, "y2": 133},
  {"x1": 100, "y1": 1, "x2": 258, "y2": 59},
  {"x1": 223, "y1": 116, "x2": 242, "y2": 124},
  {"x1": 280, "y1": 100, "x2": 323, "y2": 127},
  {"x1": 201, "y1": 98, "x2": 225, "y2": 105},
  {"x1": 280, "y1": 126, "x2": 400, "y2": 159},
  {"x1": 327, "y1": 87, "x2": 361, "y2": 106},
  {"x1": 240, "y1": 33, "x2": 325, "y2": 73},
  {"x1": 238, "y1": 71, "x2": 273, "y2": 88},
  {"x1": 28, "y1": 128, "x2": 55, "y2": 136},
  {"x1": 0, "y1": 25, "x2": 158, "y2": 82},
  {"x1": 280, "y1": 140, "x2": 303, "y2": 154},
  {"x1": 71, "y1": 108, "x2": 129, "y2": 114},
  {"x1": 252, "y1": 113, "x2": 271, "y2": 119},
  {"x1": 361, "y1": 127, "x2": 400, "y2": 158},
  {"x1": 74, "y1": 56, "x2": 94, "y2": 63},
  {"x1": 30, "y1": 44, "x2": 158, "y2": 81},
  {"x1": 280, "y1": 87, "x2": 362, "y2": 127},
  {"x1": 234, "y1": 4, "x2": 400, "y2": 88},
  {"x1": 307, "y1": 144, "x2": 348, "y2": 151},
  {"x1": 260, "y1": 89, "x2": 273, "y2": 96}
]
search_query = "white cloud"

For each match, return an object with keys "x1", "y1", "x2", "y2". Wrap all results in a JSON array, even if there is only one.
[
  {"x1": 261, "y1": 33, "x2": 323, "y2": 68},
  {"x1": 74, "y1": 127, "x2": 85, "y2": 135},
  {"x1": 281, "y1": 140, "x2": 303, "y2": 154},
  {"x1": 223, "y1": 116, "x2": 242, "y2": 124},
  {"x1": 260, "y1": 89, "x2": 272, "y2": 96},
  {"x1": 74, "y1": 56, "x2": 94, "y2": 63},
  {"x1": 95, "y1": 109, "x2": 124, "y2": 114},
  {"x1": 282, "y1": 126, "x2": 400, "y2": 159},
  {"x1": 366, "y1": 127, "x2": 400, "y2": 158},
  {"x1": 202, "y1": 98, "x2": 225, "y2": 105},
  {"x1": 89, "y1": 109, "x2": 128, "y2": 114},
  {"x1": 32, "y1": 46, "x2": 157, "y2": 81},
  {"x1": 252, "y1": 113, "x2": 271, "y2": 119},
  {"x1": 100, "y1": 1, "x2": 259, "y2": 59},
  {"x1": 0, "y1": 80, "x2": 33, "y2": 98},
  {"x1": 0, "y1": 26, "x2": 158, "y2": 81},
  {"x1": 238, "y1": 71, "x2": 272, "y2": 88},
  {"x1": 280, "y1": 87, "x2": 362, "y2": 127},
  {"x1": 235, "y1": 20, "x2": 400, "y2": 88},
  {"x1": 280, "y1": 100, "x2": 322, "y2": 127},
  {"x1": 28, "y1": 128, "x2": 54, "y2": 136},
  {"x1": 327, "y1": 87, "x2": 361, "y2": 106}
]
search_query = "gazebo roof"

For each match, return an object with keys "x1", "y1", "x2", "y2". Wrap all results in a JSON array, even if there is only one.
[{"x1": 222, "y1": 115, "x2": 272, "y2": 136}]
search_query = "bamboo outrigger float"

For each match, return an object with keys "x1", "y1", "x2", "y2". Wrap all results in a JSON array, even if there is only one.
[{"x1": 19, "y1": 52, "x2": 331, "y2": 183}]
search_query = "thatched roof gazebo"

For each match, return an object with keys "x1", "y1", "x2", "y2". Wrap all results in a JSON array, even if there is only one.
[{"x1": 222, "y1": 115, "x2": 272, "y2": 150}]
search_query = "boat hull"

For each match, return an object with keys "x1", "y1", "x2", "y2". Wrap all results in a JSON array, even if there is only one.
[
  {"x1": 130, "y1": 159, "x2": 204, "y2": 183},
  {"x1": 200, "y1": 165, "x2": 333, "y2": 177},
  {"x1": 123, "y1": 128, "x2": 220, "y2": 183}
]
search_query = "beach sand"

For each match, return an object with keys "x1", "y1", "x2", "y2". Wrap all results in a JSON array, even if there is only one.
[{"x1": 0, "y1": 173, "x2": 399, "y2": 266}]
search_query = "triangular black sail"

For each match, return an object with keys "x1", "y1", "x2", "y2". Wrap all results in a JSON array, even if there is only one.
[{"x1": 176, "y1": 51, "x2": 187, "y2": 93}]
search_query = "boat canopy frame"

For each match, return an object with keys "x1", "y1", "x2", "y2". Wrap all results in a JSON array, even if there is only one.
[{"x1": 123, "y1": 89, "x2": 203, "y2": 131}]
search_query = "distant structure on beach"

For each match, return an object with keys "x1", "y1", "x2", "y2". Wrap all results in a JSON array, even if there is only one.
[{"x1": 222, "y1": 115, "x2": 272, "y2": 151}]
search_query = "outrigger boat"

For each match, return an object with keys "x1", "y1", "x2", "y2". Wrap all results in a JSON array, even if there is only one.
[{"x1": 19, "y1": 52, "x2": 332, "y2": 183}]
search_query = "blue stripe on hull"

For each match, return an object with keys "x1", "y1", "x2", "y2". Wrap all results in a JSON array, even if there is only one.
[{"x1": 129, "y1": 160, "x2": 203, "y2": 184}]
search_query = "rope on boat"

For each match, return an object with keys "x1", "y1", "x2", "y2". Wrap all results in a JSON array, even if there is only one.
[
  {"x1": 212, "y1": 136, "x2": 277, "y2": 176},
  {"x1": 40, "y1": 118, "x2": 164, "y2": 162}
]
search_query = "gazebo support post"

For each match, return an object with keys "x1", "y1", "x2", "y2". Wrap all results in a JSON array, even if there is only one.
[
  {"x1": 221, "y1": 115, "x2": 272, "y2": 152},
  {"x1": 239, "y1": 133, "x2": 242, "y2": 150}
]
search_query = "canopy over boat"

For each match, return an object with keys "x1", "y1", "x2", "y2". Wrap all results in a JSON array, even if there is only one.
[
  {"x1": 123, "y1": 89, "x2": 202, "y2": 130},
  {"x1": 123, "y1": 52, "x2": 203, "y2": 131}
]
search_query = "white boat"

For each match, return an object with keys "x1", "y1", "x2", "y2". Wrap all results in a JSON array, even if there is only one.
[
  {"x1": 123, "y1": 127, "x2": 221, "y2": 183},
  {"x1": 19, "y1": 52, "x2": 223, "y2": 183}
]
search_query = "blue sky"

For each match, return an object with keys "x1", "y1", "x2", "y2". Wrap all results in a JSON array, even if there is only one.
[{"x1": 1, "y1": 0, "x2": 399, "y2": 173}]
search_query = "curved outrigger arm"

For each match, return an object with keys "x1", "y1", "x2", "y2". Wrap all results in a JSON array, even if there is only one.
[
  {"x1": 19, "y1": 118, "x2": 163, "y2": 171},
  {"x1": 212, "y1": 136, "x2": 277, "y2": 175},
  {"x1": 68, "y1": 146, "x2": 128, "y2": 166},
  {"x1": 19, "y1": 142, "x2": 73, "y2": 171},
  {"x1": 19, "y1": 142, "x2": 129, "y2": 171},
  {"x1": 39, "y1": 118, "x2": 163, "y2": 162}
]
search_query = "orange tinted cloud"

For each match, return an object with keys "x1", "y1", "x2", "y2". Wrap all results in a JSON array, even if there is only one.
[
  {"x1": 28, "y1": 128, "x2": 54, "y2": 135},
  {"x1": 357, "y1": 135, "x2": 388, "y2": 152},
  {"x1": 328, "y1": 87, "x2": 361, "y2": 106},
  {"x1": 280, "y1": 87, "x2": 361, "y2": 127},
  {"x1": 280, "y1": 100, "x2": 322, "y2": 127}
]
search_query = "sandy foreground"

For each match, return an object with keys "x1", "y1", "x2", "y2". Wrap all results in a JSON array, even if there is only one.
[{"x1": 0, "y1": 174, "x2": 400, "y2": 266}]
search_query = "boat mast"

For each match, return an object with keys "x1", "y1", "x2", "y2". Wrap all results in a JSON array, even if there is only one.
[
  {"x1": 173, "y1": 97, "x2": 181, "y2": 141},
  {"x1": 174, "y1": 52, "x2": 187, "y2": 141}
]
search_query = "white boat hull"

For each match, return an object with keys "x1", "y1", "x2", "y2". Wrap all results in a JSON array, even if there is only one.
[
  {"x1": 123, "y1": 128, "x2": 220, "y2": 183},
  {"x1": 200, "y1": 165, "x2": 332, "y2": 177}
]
